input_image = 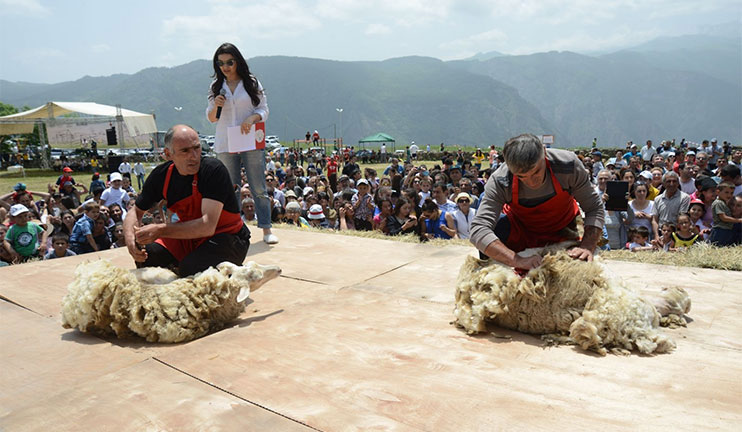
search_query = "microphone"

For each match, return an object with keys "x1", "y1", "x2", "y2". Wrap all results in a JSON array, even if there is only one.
[{"x1": 216, "y1": 89, "x2": 226, "y2": 119}]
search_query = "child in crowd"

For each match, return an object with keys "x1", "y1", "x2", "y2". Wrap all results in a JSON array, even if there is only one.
[
  {"x1": 708, "y1": 182, "x2": 742, "y2": 246},
  {"x1": 628, "y1": 226, "x2": 653, "y2": 251},
  {"x1": 111, "y1": 222, "x2": 126, "y2": 248},
  {"x1": 688, "y1": 199, "x2": 711, "y2": 240},
  {"x1": 731, "y1": 195, "x2": 742, "y2": 245},
  {"x1": 418, "y1": 176, "x2": 432, "y2": 207},
  {"x1": 671, "y1": 213, "x2": 699, "y2": 250},
  {"x1": 351, "y1": 179, "x2": 374, "y2": 231},
  {"x1": 0, "y1": 224, "x2": 14, "y2": 266},
  {"x1": 44, "y1": 233, "x2": 77, "y2": 259},
  {"x1": 5, "y1": 204, "x2": 48, "y2": 262},
  {"x1": 373, "y1": 198, "x2": 392, "y2": 234},
  {"x1": 307, "y1": 204, "x2": 329, "y2": 229},
  {"x1": 652, "y1": 222, "x2": 676, "y2": 252},
  {"x1": 70, "y1": 201, "x2": 100, "y2": 254}
]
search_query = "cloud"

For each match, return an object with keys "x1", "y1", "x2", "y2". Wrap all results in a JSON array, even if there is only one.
[
  {"x1": 511, "y1": 27, "x2": 662, "y2": 55},
  {"x1": 37, "y1": 48, "x2": 65, "y2": 57},
  {"x1": 440, "y1": 28, "x2": 508, "y2": 53},
  {"x1": 365, "y1": 23, "x2": 391, "y2": 35},
  {"x1": 0, "y1": 0, "x2": 50, "y2": 16},
  {"x1": 91, "y1": 44, "x2": 111, "y2": 54},
  {"x1": 163, "y1": 0, "x2": 320, "y2": 42}
]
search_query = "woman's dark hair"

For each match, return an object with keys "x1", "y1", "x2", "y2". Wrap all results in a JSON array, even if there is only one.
[
  {"x1": 210, "y1": 43, "x2": 261, "y2": 106},
  {"x1": 421, "y1": 197, "x2": 439, "y2": 213},
  {"x1": 393, "y1": 197, "x2": 411, "y2": 217}
]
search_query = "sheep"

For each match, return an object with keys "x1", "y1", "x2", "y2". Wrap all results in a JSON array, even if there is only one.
[
  {"x1": 61, "y1": 259, "x2": 281, "y2": 343},
  {"x1": 454, "y1": 243, "x2": 690, "y2": 355}
]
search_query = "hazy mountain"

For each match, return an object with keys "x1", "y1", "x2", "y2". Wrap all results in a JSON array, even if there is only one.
[
  {"x1": 603, "y1": 35, "x2": 741, "y2": 86},
  {"x1": 1, "y1": 56, "x2": 554, "y2": 148},
  {"x1": 1, "y1": 33, "x2": 739, "y2": 149},
  {"x1": 450, "y1": 34, "x2": 741, "y2": 147}
]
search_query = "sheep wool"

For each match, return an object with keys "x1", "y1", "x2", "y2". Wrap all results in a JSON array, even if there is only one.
[
  {"x1": 61, "y1": 259, "x2": 281, "y2": 343},
  {"x1": 454, "y1": 245, "x2": 690, "y2": 356}
]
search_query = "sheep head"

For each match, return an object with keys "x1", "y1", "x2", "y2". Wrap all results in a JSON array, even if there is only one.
[{"x1": 217, "y1": 261, "x2": 282, "y2": 303}]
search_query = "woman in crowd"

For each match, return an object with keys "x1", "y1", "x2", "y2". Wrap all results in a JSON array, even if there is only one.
[
  {"x1": 206, "y1": 42, "x2": 278, "y2": 244},
  {"x1": 628, "y1": 181, "x2": 658, "y2": 240},
  {"x1": 386, "y1": 197, "x2": 417, "y2": 236},
  {"x1": 620, "y1": 168, "x2": 637, "y2": 199}
]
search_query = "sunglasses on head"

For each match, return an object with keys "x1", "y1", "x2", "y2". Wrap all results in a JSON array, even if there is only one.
[{"x1": 217, "y1": 59, "x2": 236, "y2": 67}]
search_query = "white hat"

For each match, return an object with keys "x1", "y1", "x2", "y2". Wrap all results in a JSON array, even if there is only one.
[
  {"x1": 639, "y1": 171, "x2": 653, "y2": 181},
  {"x1": 711, "y1": 138, "x2": 717, "y2": 143},
  {"x1": 110, "y1": 172, "x2": 123, "y2": 182},
  {"x1": 356, "y1": 178, "x2": 369, "y2": 187},
  {"x1": 10, "y1": 204, "x2": 29, "y2": 217},
  {"x1": 308, "y1": 204, "x2": 324, "y2": 219},
  {"x1": 302, "y1": 186, "x2": 314, "y2": 196}
]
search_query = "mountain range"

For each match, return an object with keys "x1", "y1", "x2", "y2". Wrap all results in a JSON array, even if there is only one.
[{"x1": 1, "y1": 33, "x2": 739, "y2": 149}]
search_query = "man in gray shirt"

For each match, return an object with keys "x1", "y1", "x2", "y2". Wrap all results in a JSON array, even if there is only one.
[
  {"x1": 654, "y1": 171, "x2": 690, "y2": 226},
  {"x1": 470, "y1": 134, "x2": 605, "y2": 270}
]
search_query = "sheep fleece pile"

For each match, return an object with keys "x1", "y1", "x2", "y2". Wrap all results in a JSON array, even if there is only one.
[
  {"x1": 61, "y1": 259, "x2": 280, "y2": 343},
  {"x1": 454, "y1": 250, "x2": 690, "y2": 355}
]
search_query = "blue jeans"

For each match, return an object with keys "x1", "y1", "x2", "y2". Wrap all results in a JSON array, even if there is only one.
[{"x1": 217, "y1": 150, "x2": 272, "y2": 229}]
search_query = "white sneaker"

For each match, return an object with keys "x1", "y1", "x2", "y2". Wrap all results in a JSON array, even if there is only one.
[{"x1": 263, "y1": 233, "x2": 279, "y2": 244}]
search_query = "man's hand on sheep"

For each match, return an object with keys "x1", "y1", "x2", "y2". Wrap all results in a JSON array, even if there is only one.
[
  {"x1": 134, "y1": 224, "x2": 162, "y2": 245},
  {"x1": 569, "y1": 225, "x2": 602, "y2": 263},
  {"x1": 126, "y1": 226, "x2": 149, "y2": 262}
]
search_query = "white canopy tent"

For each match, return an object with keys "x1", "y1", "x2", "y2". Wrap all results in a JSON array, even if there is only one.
[{"x1": 0, "y1": 101, "x2": 157, "y2": 168}]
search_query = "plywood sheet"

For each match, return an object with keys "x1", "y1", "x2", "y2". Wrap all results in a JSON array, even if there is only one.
[
  {"x1": 0, "y1": 247, "x2": 133, "y2": 318},
  {"x1": 244, "y1": 226, "x2": 436, "y2": 286},
  {"x1": 0, "y1": 301, "x2": 144, "y2": 416},
  {"x1": 156, "y1": 277, "x2": 742, "y2": 431},
  {"x1": 2, "y1": 358, "x2": 313, "y2": 432}
]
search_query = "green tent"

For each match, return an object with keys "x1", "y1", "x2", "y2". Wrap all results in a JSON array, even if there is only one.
[{"x1": 358, "y1": 132, "x2": 396, "y2": 150}]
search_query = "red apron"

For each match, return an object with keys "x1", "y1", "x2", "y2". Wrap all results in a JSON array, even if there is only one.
[
  {"x1": 155, "y1": 164, "x2": 244, "y2": 261},
  {"x1": 502, "y1": 159, "x2": 579, "y2": 252}
]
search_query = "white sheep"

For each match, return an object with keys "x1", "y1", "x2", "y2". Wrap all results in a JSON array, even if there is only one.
[
  {"x1": 61, "y1": 260, "x2": 281, "y2": 343},
  {"x1": 454, "y1": 244, "x2": 691, "y2": 355}
]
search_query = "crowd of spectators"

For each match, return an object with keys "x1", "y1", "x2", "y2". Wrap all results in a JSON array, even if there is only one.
[
  {"x1": 1, "y1": 168, "x2": 140, "y2": 266},
  {"x1": 2, "y1": 137, "x2": 740, "y2": 266},
  {"x1": 583, "y1": 138, "x2": 741, "y2": 250}
]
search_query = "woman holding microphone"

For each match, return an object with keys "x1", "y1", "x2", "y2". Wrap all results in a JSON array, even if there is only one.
[{"x1": 207, "y1": 42, "x2": 278, "y2": 244}]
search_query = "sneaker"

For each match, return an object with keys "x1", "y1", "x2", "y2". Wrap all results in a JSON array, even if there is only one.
[{"x1": 263, "y1": 233, "x2": 279, "y2": 244}]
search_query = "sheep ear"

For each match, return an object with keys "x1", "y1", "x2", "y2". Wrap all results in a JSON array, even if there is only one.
[{"x1": 236, "y1": 287, "x2": 250, "y2": 303}]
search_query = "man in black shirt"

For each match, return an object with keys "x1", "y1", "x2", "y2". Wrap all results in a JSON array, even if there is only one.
[{"x1": 123, "y1": 125, "x2": 249, "y2": 276}]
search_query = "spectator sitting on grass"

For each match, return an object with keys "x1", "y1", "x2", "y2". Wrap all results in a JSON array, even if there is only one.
[
  {"x1": 0, "y1": 224, "x2": 15, "y2": 266},
  {"x1": 44, "y1": 233, "x2": 77, "y2": 259},
  {"x1": 241, "y1": 198, "x2": 256, "y2": 225},
  {"x1": 419, "y1": 198, "x2": 454, "y2": 240},
  {"x1": 628, "y1": 226, "x2": 653, "y2": 251},
  {"x1": 5, "y1": 204, "x2": 48, "y2": 263},
  {"x1": 284, "y1": 201, "x2": 309, "y2": 228},
  {"x1": 351, "y1": 179, "x2": 374, "y2": 231},
  {"x1": 307, "y1": 204, "x2": 329, "y2": 229}
]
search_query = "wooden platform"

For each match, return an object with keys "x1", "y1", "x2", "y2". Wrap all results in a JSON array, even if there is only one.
[{"x1": 1, "y1": 227, "x2": 740, "y2": 431}]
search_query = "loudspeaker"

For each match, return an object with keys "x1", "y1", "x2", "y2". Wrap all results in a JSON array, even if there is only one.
[{"x1": 106, "y1": 127, "x2": 117, "y2": 146}]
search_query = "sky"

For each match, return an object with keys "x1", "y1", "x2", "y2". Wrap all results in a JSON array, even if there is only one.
[{"x1": 0, "y1": 0, "x2": 740, "y2": 84}]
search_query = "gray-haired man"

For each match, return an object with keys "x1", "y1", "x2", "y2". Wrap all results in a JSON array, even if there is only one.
[{"x1": 470, "y1": 134, "x2": 605, "y2": 270}]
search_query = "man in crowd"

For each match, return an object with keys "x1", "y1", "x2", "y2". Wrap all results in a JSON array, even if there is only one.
[
  {"x1": 124, "y1": 125, "x2": 250, "y2": 277},
  {"x1": 678, "y1": 162, "x2": 696, "y2": 195},
  {"x1": 118, "y1": 157, "x2": 132, "y2": 180},
  {"x1": 470, "y1": 134, "x2": 604, "y2": 270},
  {"x1": 654, "y1": 171, "x2": 690, "y2": 226}
]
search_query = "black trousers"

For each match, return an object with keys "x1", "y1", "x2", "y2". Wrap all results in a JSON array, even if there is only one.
[{"x1": 138, "y1": 225, "x2": 251, "y2": 277}]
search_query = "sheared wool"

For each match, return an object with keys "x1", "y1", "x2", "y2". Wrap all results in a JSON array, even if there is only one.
[
  {"x1": 454, "y1": 244, "x2": 690, "y2": 355},
  {"x1": 61, "y1": 259, "x2": 281, "y2": 343}
]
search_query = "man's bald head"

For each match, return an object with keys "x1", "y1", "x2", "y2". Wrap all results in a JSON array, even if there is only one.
[{"x1": 164, "y1": 124, "x2": 199, "y2": 150}]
